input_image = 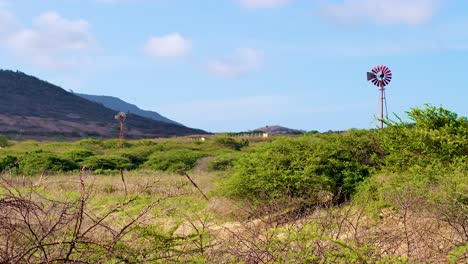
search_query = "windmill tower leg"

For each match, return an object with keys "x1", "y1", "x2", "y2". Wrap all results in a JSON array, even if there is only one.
[
  {"x1": 380, "y1": 84, "x2": 384, "y2": 129},
  {"x1": 119, "y1": 120, "x2": 125, "y2": 141}
]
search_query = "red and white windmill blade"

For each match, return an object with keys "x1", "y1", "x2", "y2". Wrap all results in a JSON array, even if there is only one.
[{"x1": 367, "y1": 65, "x2": 392, "y2": 87}]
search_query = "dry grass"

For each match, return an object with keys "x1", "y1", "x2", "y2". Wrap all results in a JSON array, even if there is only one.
[{"x1": 1, "y1": 170, "x2": 466, "y2": 263}]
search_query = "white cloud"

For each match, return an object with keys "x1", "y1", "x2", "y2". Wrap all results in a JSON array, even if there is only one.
[
  {"x1": 0, "y1": 7, "x2": 94, "y2": 70},
  {"x1": 321, "y1": 0, "x2": 441, "y2": 26},
  {"x1": 239, "y1": 0, "x2": 292, "y2": 9},
  {"x1": 144, "y1": 33, "x2": 191, "y2": 58},
  {"x1": 208, "y1": 48, "x2": 263, "y2": 78}
]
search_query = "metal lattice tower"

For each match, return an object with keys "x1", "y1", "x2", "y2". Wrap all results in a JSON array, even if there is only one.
[{"x1": 115, "y1": 112, "x2": 126, "y2": 141}]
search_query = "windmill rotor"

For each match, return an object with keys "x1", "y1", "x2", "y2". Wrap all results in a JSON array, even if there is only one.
[
  {"x1": 368, "y1": 65, "x2": 392, "y2": 87},
  {"x1": 115, "y1": 112, "x2": 126, "y2": 121}
]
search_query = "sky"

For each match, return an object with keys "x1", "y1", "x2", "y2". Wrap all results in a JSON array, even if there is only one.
[{"x1": 0, "y1": 0, "x2": 467, "y2": 132}]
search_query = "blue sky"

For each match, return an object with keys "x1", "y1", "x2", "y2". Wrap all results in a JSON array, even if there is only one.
[{"x1": 0, "y1": 0, "x2": 467, "y2": 132}]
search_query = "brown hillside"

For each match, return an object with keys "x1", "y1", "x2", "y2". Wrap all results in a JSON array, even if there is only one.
[{"x1": 0, "y1": 70, "x2": 207, "y2": 139}]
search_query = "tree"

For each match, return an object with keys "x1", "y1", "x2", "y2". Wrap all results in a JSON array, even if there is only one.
[{"x1": 0, "y1": 135, "x2": 9, "y2": 148}]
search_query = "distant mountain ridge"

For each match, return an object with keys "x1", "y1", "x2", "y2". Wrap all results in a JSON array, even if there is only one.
[
  {"x1": 254, "y1": 125, "x2": 305, "y2": 134},
  {"x1": 77, "y1": 94, "x2": 181, "y2": 125},
  {"x1": 0, "y1": 70, "x2": 207, "y2": 139}
]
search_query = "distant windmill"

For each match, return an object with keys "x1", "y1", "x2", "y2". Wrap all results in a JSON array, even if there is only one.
[
  {"x1": 367, "y1": 65, "x2": 392, "y2": 128},
  {"x1": 115, "y1": 112, "x2": 126, "y2": 141}
]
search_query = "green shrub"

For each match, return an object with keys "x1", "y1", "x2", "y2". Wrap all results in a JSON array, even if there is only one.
[
  {"x1": 0, "y1": 155, "x2": 18, "y2": 171},
  {"x1": 102, "y1": 139, "x2": 131, "y2": 149},
  {"x1": 208, "y1": 153, "x2": 241, "y2": 171},
  {"x1": 0, "y1": 135, "x2": 10, "y2": 148},
  {"x1": 223, "y1": 138, "x2": 329, "y2": 202},
  {"x1": 75, "y1": 139, "x2": 103, "y2": 150},
  {"x1": 223, "y1": 131, "x2": 382, "y2": 202},
  {"x1": 62, "y1": 149, "x2": 95, "y2": 163},
  {"x1": 143, "y1": 149, "x2": 207, "y2": 172},
  {"x1": 83, "y1": 155, "x2": 136, "y2": 171},
  {"x1": 117, "y1": 145, "x2": 162, "y2": 168},
  {"x1": 19, "y1": 151, "x2": 79, "y2": 175},
  {"x1": 130, "y1": 139, "x2": 158, "y2": 147},
  {"x1": 119, "y1": 151, "x2": 149, "y2": 167},
  {"x1": 212, "y1": 137, "x2": 249, "y2": 151},
  {"x1": 381, "y1": 104, "x2": 468, "y2": 171}
]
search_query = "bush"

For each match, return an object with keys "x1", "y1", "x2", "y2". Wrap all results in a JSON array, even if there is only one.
[
  {"x1": 223, "y1": 131, "x2": 383, "y2": 202},
  {"x1": 212, "y1": 137, "x2": 249, "y2": 151},
  {"x1": 130, "y1": 139, "x2": 158, "y2": 147},
  {"x1": 102, "y1": 139, "x2": 131, "y2": 149},
  {"x1": 223, "y1": 138, "x2": 329, "y2": 202},
  {"x1": 19, "y1": 151, "x2": 79, "y2": 175},
  {"x1": 143, "y1": 149, "x2": 207, "y2": 172},
  {"x1": 0, "y1": 135, "x2": 9, "y2": 148},
  {"x1": 381, "y1": 104, "x2": 468, "y2": 171},
  {"x1": 117, "y1": 145, "x2": 162, "y2": 168},
  {"x1": 75, "y1": 139, "x2": 103, "y2": 150},
  {"x1": 119, "y1": 151, "x2": 149, "y2": 167},
  {"x1": 208, "y1": 153, "x2": 241, "y2": 171},
  {"x1": 83, "y1": 155, "x2": 136, "y2": 171},
  {"x1": 62, "y1": 149, "x2": 95, "y2": 163},
  {"x1": 0, "y1": 155, "x2": 18, "y2": 172}
]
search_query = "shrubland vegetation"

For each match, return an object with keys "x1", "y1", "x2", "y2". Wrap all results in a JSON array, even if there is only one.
[{"x1": 0, "y1": 104, "x2": 467, "y2": 263}]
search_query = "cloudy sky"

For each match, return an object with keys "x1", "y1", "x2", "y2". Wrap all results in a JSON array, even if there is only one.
[{"x1": 0, "y1": 0, "x2": 467, "y2": 132}]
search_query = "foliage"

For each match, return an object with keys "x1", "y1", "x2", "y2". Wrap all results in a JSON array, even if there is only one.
[
  {"x1": 119, "y1": 151, "x2": 150, "y2": 167},
  {"x1": 19, "y1": 150, "x2": 79, "y2": 175},
  {"x1": 0, "y1": 155, "x2": 18, "y2": 172},
  {"x1": 208, "y1": 153, "x2": 241, "y2": 171},
  {"x1": 83, "y1": 155, "x2": 136, "y2": 171},
  {"x1": 102, "y1": 139, "x2": 131, "y2": 148},
  {"x1": 76, "y1": 139, "x2": 104, "y2": 150},
  {"x1": 0, "y1": 135, "x2": 9, "y2": 148},
  {"x1": 212, "y1": 137, "x2": 249, "y2": 151},
  {"x1": 62, "y1": 149, "x2": 95, "y2": 163},
  {"x1": 143, "y1": 149, "x2": 207, "y2": 172},
  {"x1": 223, "y1": 130, "x2": 383, "y2": 202},
  {"x1": 305, "y1": 130, "x2": 320, "y2": 135},
  {"x1": 381, "y1": 104, "x2": 468, "y2": 171},
  {"x1": 130, "y1": 139, "x2": 159, "y2": 147}
]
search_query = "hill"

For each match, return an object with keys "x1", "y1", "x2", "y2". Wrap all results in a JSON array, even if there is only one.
[
  {"x1": 77, "y1": 93, "x2": 181, "y2": 125},
  {"x1": 254, "y1": 125, "x2": 305, "y2": 134},
  {"x1": 0, "y1": 70, "x2": 207, "y2": 139}
]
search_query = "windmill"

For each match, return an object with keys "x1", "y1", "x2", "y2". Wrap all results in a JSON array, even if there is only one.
[
  {"x1": 115, "y1": 112, "x2": 126, "y2": 141},
  {"x1": 367, "y1": 65, "x2": 392, "y2": 128}
]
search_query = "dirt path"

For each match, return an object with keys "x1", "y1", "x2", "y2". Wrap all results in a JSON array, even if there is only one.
[{"x1": 193, "y1": 157, "x2": 214, "y2": 175}]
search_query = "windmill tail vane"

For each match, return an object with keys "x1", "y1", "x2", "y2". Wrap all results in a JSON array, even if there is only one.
[{"x1": 367, "y1": 65, "x2": 392, "y2": 129}]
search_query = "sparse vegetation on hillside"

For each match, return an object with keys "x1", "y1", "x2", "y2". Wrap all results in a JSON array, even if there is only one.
[{"x1": 0, "y1": 70, "x2": 207, "y2": 139}]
